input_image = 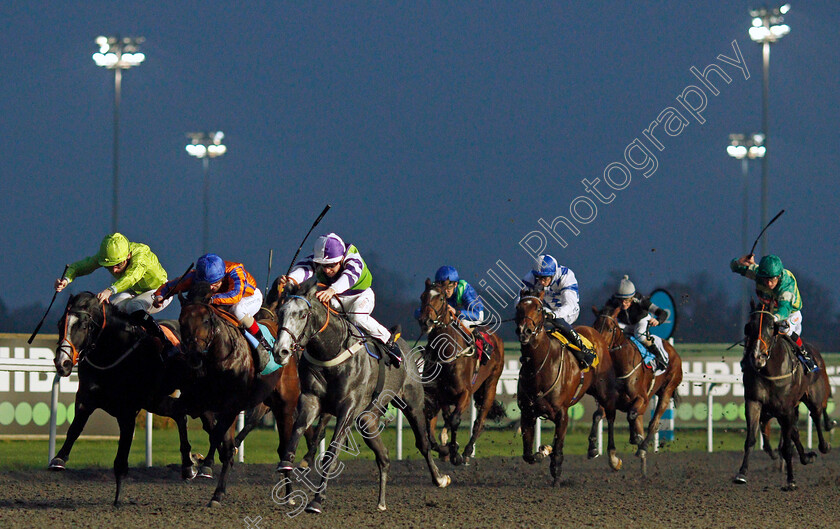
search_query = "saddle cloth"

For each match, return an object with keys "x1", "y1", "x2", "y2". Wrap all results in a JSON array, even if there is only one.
[
  {"x1": 628, "y1": 335, "x2": 669, "y2": 373},
  {"x1": 243, "y1": 321, "x2": 282, "y2": 376},
  {"x1": 549, "y1": 331, "x2": 599, "y2": 371}
]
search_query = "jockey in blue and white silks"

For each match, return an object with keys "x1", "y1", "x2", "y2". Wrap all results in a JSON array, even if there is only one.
[
  {"x1": 516, "y1": 255, "x2": 595, "y2": 369},
  {"x1": 280, "y1": 233, "x2": 403, "y2": 365}
]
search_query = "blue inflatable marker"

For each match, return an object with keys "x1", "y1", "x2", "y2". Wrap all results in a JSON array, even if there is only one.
[{"x1": 649, "y1": 289, "x2": 676, "y2": 340}]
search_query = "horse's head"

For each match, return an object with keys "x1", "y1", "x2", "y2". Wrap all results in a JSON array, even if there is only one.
[
  {"x1": 54, "y1": 292, "x2": 106, "y2": 376},
  {"x1": 418, "y1": 278, "x2": 452, "y2": 335},
  {"x1": 745, "y1": 301, "x2": 777, "y2": 370},
  {"x1": 515, "y1": 288, "x2": 546, "y2": 345},
  {"x1": 273, "y1": 293, "x2": 328, "y2": 366},
  {"x1": 592, "y1": 305, "x2": 622, "y2": 346},
  {"x1": 178, "y1": 283, "x2": 219, "y2": 370}
]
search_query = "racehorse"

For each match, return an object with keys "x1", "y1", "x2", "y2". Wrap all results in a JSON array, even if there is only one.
[
  {"x1": 52, "y1": 292, "x2": 197, "y2": 505},
  {"x1": 418, "y1": 278, "x2": 505, "y2": 466},
  {"x1": 174, "y1": 283, "x2": 303, "y2": 506},
  {"x1": 592, "y1": 305, "x2": 682, "y2": 475},
  {"x1": 515, "y1": 288, "x2": 617, "y2": 485},
  {"x1": 734, "y1": 302, "x2": 831, "y2": 489},
  {"x1": 274, "y1": 284, "x2": 451, "y2": 513}
]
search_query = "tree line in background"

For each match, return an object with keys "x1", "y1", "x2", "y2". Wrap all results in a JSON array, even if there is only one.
[{"x1": 4, "y1": 261, "x2": 838, "y2": 351}]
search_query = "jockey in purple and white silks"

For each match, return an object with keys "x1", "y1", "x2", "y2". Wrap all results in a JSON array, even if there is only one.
[
  {"x1": 279, "y1": 233, "x2": 403, "y2": 366},
  {"x1": 515, "y1": 254, "x2": 596, "y2": 369}
]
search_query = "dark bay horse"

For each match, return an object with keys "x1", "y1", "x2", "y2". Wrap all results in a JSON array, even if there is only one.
[
  {"x1": 418, "y1": 278, "x2": 505, "y2": 466},
  {"x1": 734, "y1": 303, "x2": 831, "y2": 489},
  {"x1": 274, "y1": 288, "x2": 451, "y2": 513},
  {"x1": 52, "y1": 292, "x2": 196, "y2": 505},
  {"x1": 592, "y1": 306, "x2": 682, "y2": 475},
  {"x1": 175, "y1": 285, "x2": 302, "y2": 506},
  {"x1": 515, "y1": 289, "x2": 617, "y2": 485}
]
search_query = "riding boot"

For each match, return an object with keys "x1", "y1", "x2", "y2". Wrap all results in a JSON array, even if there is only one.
[
  {"x1": 472, "y1": 330, "x2": 493, "y2": 365},
  {"x1": 790, "y1": 333, "x2": 819, "y2": 373},
  {"x1": 131, "y1": 310, "x2": 179, "y2": 360},
  {"x1": 646, "y1": 343, "x2": 667, "y2": 371},
  {"x1": 563, "y1": 328, "x2": 596, "y2": 369},
  {"x1": 384, "y1": 337, "x2": 403, "y2": 368}
]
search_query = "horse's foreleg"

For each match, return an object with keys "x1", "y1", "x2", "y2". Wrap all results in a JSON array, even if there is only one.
[
  {"x1": 627, "y1": 396, "x2": 647, "y2": 446},
  {"x1": 305, "y1": 411, "x2": 356, "y2": 514},
  {"x1": 303, "y1": 414, "x2": 330, "y2": 469},
  {"x1": 638, "y1": 393, "x2": 673, "y2": 456},
  {"x1": 520, "y1": 410, "x2": 537, "y2": 464},
  {"x1": 445, "y1": 392, "x2": 470, "y2": 466},
  {"x1": 356, "y1": 412, "x2": 391, "y2": 511},
  {"x1": 463, "y1": 381, "x2": 499, "y2": 465},
  {"x1": 605, "y1": 406, "x2": 622, "y2": 471},
  {"x1": 113, "y1": 412, "x2": 137, "y2": 507},
  {"x1": 788, "y1": 420, "x2": 815, "y2": 465},
  {"x1": 778, "y1": 413, "x2": 798, "y2": 490},
  {"x1": 174, "y1": 413, "x2": 197, "y2": 480},
  {"x1": 279, "y1": 394, "x2": 321, "y2": 471},
  {"x1": 208, "y1": 412, "x2": 238, "y2": 507},
  {"x1": 235, "y1": 404, "x2": 268, "y2": 448},
  {"x1": 549, "y1": 407, "x2": 570, "y2": 487},
  {"x1": 735, "y1": 400, "x2": 761, "y2": 484},
  {"x1": 49, "y1": 400, "x2": 94, "y2": 470},
  {"x1": 760, "y1": 414, "x2": 777, "y2": 460},
  {"x1": 198, "y1": 412, "x2": 217, "y2": 478},
  {"x1": 587, "y1": 406, "x2": 604, "y2": 459}
]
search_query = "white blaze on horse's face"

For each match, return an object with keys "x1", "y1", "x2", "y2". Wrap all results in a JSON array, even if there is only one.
[
  {"x1": 55, "y1": 314, "x2": 80, "y2": 377},
  {"x1": 275, "y1": 298, "x2": 309, "y2": 362}
]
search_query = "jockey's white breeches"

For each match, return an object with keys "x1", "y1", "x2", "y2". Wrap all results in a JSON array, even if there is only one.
[
  {"x1": 331, "y1": 288, "x2": 391, "y2": 343},
  {"x1": 229, "y1": 289, "x2": 263, "y2": 322},
  {"x1": 618, "y1": 315, "x2": 666, "y2": 357},
  {"x1": 112, "y1": 290, "x2": 171, "y2": 315}
]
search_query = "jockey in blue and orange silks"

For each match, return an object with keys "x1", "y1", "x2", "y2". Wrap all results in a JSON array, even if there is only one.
[
  {"x1": 276, "y1": 233, "x2": 403, "y2": 367},
  {"x1": 415, "y1": 266, "x2": 494, "y2": 363},
  {"x1": 153, "y1": 253, "x2": 272, "y2": 354}
]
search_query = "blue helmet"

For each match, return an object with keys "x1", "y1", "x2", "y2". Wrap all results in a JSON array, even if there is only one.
[
  {"x1": 196, "y1": 253, "x2": 226, "y2": 283},
  {"x1": 434, "y1": 265, "x2": 459, "y2": 283},
  {"x1": 531, "y1": 254, "x2": 557, "y2": 278}
]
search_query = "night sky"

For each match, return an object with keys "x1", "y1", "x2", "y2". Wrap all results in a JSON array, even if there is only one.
[{"x1": 3, "y1": 1, "x2": 839, "y2": 324}]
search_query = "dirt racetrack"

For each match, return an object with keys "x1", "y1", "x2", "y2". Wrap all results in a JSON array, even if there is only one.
[{"x1": 2, "y1": 449, "x2": 839, "y2": 529}]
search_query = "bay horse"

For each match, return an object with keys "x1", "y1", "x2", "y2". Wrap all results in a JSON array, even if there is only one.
[
  {"x1": 174, "y1": 283, "x2": 302, "y2": 506},
  {"x1": 417, "y1": 278, "x2": 505, "y2": 466},
  {"x1": 515, "y1": 288, "x2": 617, "y2": 485},
  {"x1": 274, "y1": 285, "x2": 451, "y2": 513},
  {"x1": 52, "y1": 292, "x2": 197, "y2": 505},
  {"x1": 734, "y1": 302, "x2": 831, "y2": 489},
  {"x1": 592, "y1": 305, "x2": 682, "y2": 475}
]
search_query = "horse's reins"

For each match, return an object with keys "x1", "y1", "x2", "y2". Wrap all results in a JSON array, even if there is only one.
[
  {"x1": 61, "y1": 303, "x2": 145, "y2": 371},
  {"x1": 749, "y1": 308, "x2": 794, "y2": 381},
  {"x1": 595, "y1": 312, "x2": 648, "y2": 382},
  {"x1": 421, "y1": 288, "x2": 476, "y2": 363},
  {"x1": 518, "y1": 297, "x2": 572, "y2": 401}
]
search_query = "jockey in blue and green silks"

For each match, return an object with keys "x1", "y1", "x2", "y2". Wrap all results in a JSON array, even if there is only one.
[
  {"x1": 731, "y1": 253, "x2": 817, "y2": 372},
  {"x1": 416, "y1": 266, "x2": 494, "y2": 362}
]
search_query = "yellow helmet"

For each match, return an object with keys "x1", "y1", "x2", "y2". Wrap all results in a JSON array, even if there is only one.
[{"x1": 98, "y1": 233, "x2": 130, "y2": 266}]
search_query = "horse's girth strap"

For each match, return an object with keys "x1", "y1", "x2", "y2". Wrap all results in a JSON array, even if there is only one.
[{"x1": 303, "y1": 342, "x2": 364, "y2": 367}]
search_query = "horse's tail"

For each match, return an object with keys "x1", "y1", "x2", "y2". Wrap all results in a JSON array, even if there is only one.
[{"x1": 486, "y1": 399, "x2": 506, "y2": 422}]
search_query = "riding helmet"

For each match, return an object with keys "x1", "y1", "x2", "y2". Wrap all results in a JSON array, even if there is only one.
[
  {"x1": 98, "y1": 233, "x2": 130, "y2": 266},
  {"x1": 196, "y1": 253, "x2": 226, "y2": 283},
  {"x1": 756, "y1": 255, "x2": 783, "y2": 278},
  {"x1": 615, "y1": 275, "x2": 636, "y2": 299},
  {"x1": 312, "y1": 233, "x2": 346, "y2": 265},
  {"x1": 435, "y1": 266, "x2": 459, "y2": 283},
  {"x1": 531, "y1": 254, "x2": 557, "y2": 278}
]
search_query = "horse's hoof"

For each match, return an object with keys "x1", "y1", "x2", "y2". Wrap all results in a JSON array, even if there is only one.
[
  {"x1": 48, "y1": 458, "x2": 66, "y2": 471},
  {"x1": 207, "y1": 499, "x2": 222, "y2": 508},
  {"x1": 182, "y1": 465, "x2": 198, "y2": 481},
  {"x1": 819, "y1": 442, "x2": 831, "y2": 454},
  {"x1": 587, "y1": 449, "x2": 600, "y2": 460},
  {"x1": 523, "y1": 455, "x2": 537, "y2": 465},
  {"x1": 377, "y1": 503, "x2": 387, "y2": 511},
  {"x1": 305, "y1": 501, "x2": 322, "y2": 514},
  {"x1": 733, "y1": 473, "x2": 747, "y2": 484},
  {"x1": 198, "y1": 466, "x2": 213, "y2": 479},
  {"x1": 610, "y1": 456, "x2": 623, "y2": 471},
  {"x1": 437, "y1": 474, "x2": 451, "y2": 488},
  {"x1": 803, "y1": 452, "x2": 817, "y2": 465},
  {"x1": 782, "y1": 482, "x2": 797, "y2": 492},
  {"x1": 635, "y1": 449, "x2": 647, "y2": 459},
  {"x1": 277, "y1": 462, "x2": 294, "y2": 472},
  {"x1": 462, "y1": 456, "x2": 471, "y2": 467}
]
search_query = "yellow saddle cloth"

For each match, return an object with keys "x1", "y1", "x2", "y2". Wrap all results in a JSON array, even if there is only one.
[{"x1": 550, "y1": 331, "x2": 599, "y2": 372}]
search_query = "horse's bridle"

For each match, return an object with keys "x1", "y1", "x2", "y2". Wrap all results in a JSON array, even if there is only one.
[
  {"x1": 59, "y1": 303, "x2": 108, "y2": 366},
  {"x1": 516, "y1": 296, "x2": 546, "y2": 345},
  {"x1": 421, "y1": 286, "x2": 456, "y2": 330},
  {"x1": 594, "y1": 312, "x2": 623, "y2": 352},
  {"x1": 277, "y1": 295, "x2": 332, "y2": 354},
  {"x1": 748, "y1": 308, "x2": 779, "y2": 365}
]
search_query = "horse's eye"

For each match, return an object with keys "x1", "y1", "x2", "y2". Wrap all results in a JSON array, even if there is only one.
[{"x1": 299, "y1": 313, "x2": 306, "y2": 320}]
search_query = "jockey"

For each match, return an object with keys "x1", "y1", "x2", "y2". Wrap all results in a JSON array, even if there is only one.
[
  {"x1": 415, "y1": 265, "x2": 494, "y2": 363},
  {"x1": 517, "y1": 255, "x2": 596, "y2": 369},
  {"x1": 153, "y1": 253, "x2": 272, "y2": 355},
  {"x1": 55, "y1": 233, "x2": 170, "y2": 314},
  {"x1": 730, "y1": 254, "x2": 817, "y2": 372},
  {"x1": 603, "y1": 275, "x2": 669, "y2": 371},
  {"x1": 276, "y1": 233, "x2": 403, "y2": 367}
]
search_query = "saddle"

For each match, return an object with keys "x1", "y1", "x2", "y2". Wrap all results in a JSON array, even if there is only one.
[
  {"x1": 246, "y1": 318, "x2": 282, "y2": 376},
  {"x1": 549, "y1": 330, "x2": 599, "y2": 372},
  {"x1": 627, "y1": 335, "x2": 668, "y2": 372}
]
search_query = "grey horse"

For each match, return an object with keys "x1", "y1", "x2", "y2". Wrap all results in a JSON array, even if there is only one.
[{"x1": 274, "y1": 287, "x2": 451, "y2": 513}]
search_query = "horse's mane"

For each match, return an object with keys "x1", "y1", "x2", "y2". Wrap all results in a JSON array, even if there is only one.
[{"x1": 187, "y1": 281, "x2": 215, "y2": 303}]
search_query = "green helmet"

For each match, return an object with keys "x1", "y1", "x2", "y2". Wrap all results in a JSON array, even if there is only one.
[
  {"x1": 756, "y1": 254, "x2": 783, "y2": 278},
  {"x1": 98, "y1": 233, "x2": 130, "y2": 266}
]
